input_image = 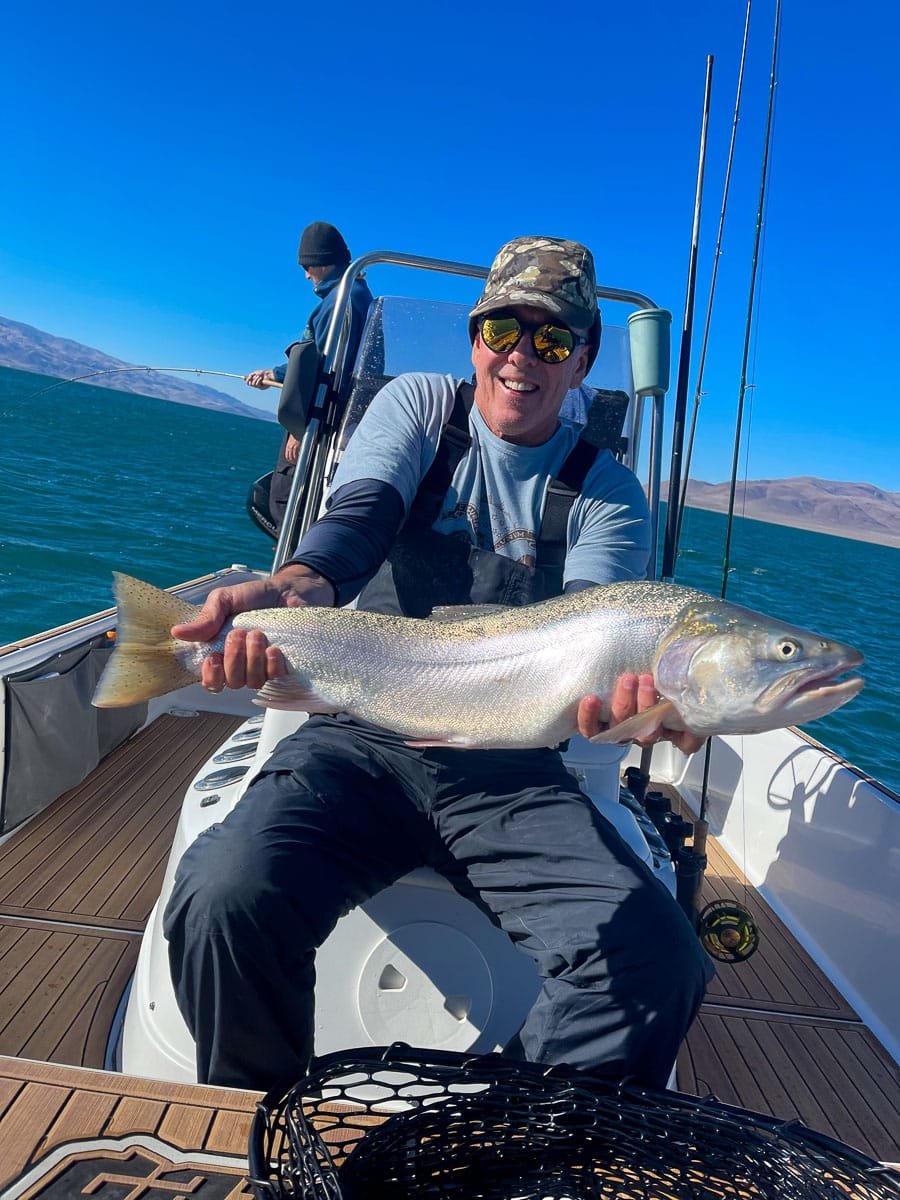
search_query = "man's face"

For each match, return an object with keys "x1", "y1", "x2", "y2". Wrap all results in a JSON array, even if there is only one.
[
  {"x1": 302, "y1": 265, "x2": 333, "y2": 284},
  {"x1": 472, "y1": 305, "x2": 591, "y2": 446}
]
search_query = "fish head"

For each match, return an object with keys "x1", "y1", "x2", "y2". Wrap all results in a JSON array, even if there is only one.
[{"x1": 654, "y1": 600, "x2": 865, "y2": 736}]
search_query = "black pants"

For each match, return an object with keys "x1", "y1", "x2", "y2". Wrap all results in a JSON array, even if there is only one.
[{"x1": 163, "y1": 714, "x2": 711, "y2": 1092}]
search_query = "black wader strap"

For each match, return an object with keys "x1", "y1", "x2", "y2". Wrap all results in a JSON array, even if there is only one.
[
  {"x1": 409, "y1": 382, "x2": 600, "y2": 578},
  {"x1": 537, "y1": 437, "x2": 602, "y2": 563},
  {"x1": 408, "y1": 380, "x2": 475, "y2": 527}
]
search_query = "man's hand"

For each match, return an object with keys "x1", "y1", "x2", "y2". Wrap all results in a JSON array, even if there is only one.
[
  {"x1": 245, "y1": 369, "x2": 277, "y2": 389},
  {"x1": 576, "y1": 673, "x2": 706, "y2": 755},
  {"x1": 171, "y1": 566, "x2": 335, "y2": 693},
  {"x1": 284, "y1": 434, "x2": 302, "y2": 464}
]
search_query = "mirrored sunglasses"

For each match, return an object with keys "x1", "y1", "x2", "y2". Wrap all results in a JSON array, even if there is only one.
[{"x1": 479, "y1": 314, "x2": 586, "y2": 364}]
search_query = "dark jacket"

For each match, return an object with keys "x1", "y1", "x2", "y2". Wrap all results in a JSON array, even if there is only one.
[
  {"x1": 272, "y1": 269, "x2": 373, "y2": 382},
  {"x1": 268, "y1": 269, "x2": 374, "y2": 527}
]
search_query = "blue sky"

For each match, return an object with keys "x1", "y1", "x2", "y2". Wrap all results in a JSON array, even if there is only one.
[{"x1": 2, "y1": 1, "x2": 897, "y2": 492}]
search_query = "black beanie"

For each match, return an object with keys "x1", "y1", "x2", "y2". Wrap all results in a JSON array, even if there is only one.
[{"x1": 297, "y1": 222, "x2": 351, "y2": 268}]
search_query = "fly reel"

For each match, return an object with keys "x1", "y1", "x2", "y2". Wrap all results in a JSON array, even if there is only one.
[{"x1": 698, "y1": 899, "x2": 760, "y2": 962}]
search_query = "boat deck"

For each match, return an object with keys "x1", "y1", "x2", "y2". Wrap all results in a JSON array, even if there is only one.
[
  {"x1": 0, "y1": 711, "x2": 243, "y2": 1070},
  {"x1": 0, "y1": 1055, "x2": 260, "y2": 1195},
  {"x1": 0, "y1": 712, "x2": 898, "y2": 1168},
  {"x1": 666, "y1": 787, "x2": 900, "y2": 1163}
]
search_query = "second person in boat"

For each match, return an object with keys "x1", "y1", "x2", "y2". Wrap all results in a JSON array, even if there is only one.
[{"x1": 245, "y1": 221, "x2": 374, "y2": 529}]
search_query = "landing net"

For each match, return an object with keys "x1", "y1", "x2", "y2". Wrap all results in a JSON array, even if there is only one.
[{"x1": 248, "y1": 1045, "x2": 900, "y2": 1200}]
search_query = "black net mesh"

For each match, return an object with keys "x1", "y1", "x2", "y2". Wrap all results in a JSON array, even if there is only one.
[{"x1": 248, "y1": 1046, "x2": 900, "y2": 1200}]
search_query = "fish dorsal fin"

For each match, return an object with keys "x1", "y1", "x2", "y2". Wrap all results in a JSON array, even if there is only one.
[{"x1": 428, "y1": 604, "x2": 510, "y2": 623}]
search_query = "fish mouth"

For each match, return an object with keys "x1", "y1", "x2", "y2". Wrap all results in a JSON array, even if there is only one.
[{"x1": 757, "y1": 657, "x2": 865, "y2": 722}]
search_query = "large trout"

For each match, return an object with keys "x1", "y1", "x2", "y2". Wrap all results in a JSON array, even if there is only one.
[{"x1": 92, "y1": 573, "x2": 864, "y2": 749}]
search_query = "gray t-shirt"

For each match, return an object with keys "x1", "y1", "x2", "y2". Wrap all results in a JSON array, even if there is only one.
[{"x1": 331, "y1": 373, "x2": 651, "y2": 586}]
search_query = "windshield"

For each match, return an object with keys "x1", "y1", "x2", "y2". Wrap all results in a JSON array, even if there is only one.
[{"x1": 335, "y1": 296, "x2": 636, "y2": 462}]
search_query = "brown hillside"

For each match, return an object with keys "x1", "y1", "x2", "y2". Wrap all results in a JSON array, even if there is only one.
[{"x1": 661, "y1": 477, "x2": 900, "y2": 548}]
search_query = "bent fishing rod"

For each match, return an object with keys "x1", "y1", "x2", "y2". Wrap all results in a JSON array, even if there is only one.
[{"x1": 10, "y1": 366, "x2": 283, "y2": 412}]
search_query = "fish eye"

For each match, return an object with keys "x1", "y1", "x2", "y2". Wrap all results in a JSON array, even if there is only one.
[{"x1": 776, "y1": 638, "x2": 801, "y2": 659}]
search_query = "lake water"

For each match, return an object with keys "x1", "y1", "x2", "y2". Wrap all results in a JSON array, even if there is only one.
[{"x1": 2, "y1": 365, "x2": 897, "y2": 794}]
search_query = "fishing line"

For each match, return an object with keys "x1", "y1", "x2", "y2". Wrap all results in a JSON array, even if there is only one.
[{"x1": 0, "y1": 366, "x2": 271, "y2": 420}]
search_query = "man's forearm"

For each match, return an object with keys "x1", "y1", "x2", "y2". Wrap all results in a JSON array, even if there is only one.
[
  {"x1": 271, "y1": 561, "x2": 337, "y2": 607},
  {"x1": 287, "y1": 479, "x2": 406, "y2": 606}
]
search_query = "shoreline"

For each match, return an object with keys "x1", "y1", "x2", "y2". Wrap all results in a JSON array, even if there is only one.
[{"x1": 680, "y1": 502, "x2": 900, "y2": 550}]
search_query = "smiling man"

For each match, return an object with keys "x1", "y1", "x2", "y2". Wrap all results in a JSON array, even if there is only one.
[
  {"x1": 163, "y1": 236, "x2": 712, "y2": 1096},
  {"x1": 471, "y1": 303, "x2": 590, "y2": 443},
  {"x1": 468, "y1": 238, "x2": 598, "y2": 445},
  {"x1": 313, "y1": 236, "x2": 653, "y2": 614}
]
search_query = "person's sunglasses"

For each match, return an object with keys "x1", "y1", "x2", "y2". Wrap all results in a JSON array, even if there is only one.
[{"x1": 479, "y1": 314, "x2": 587, "y2": 364}]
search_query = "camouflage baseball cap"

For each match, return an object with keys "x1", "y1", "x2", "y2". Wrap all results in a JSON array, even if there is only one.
[{"x1": 469, "y1": 236, "x2": 601, "y2": 366}]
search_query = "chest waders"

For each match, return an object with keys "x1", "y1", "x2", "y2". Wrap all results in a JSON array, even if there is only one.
[{"x1": 356, "y1": 382, "x2": 603, "y2": 616}]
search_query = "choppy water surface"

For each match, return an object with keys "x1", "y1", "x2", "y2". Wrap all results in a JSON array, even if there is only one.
[{"x1": 1, "y1": 366, "x2": 897, "y2": 793}]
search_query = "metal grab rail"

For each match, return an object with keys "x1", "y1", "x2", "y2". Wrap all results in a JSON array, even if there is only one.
[{"x1": 273, "y1": 250, "x2": 663, "y2": 573}]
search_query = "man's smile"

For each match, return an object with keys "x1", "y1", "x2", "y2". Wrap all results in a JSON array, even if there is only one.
[{"x1": 500, "y1": 377, "x2": 538, "y2": 394}]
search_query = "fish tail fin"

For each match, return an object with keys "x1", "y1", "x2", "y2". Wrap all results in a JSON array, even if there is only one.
[{"x1": 92, "y1": 573, "x2": 199, "y2": 707}]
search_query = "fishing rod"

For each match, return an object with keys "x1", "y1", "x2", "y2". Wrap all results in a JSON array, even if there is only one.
[
  {"x1": 702, "y1": 0, "x2": 783, "y2": 791},
  {"x1": 635, "y1": 53, "x2": 718, "y2": 938},
  {"x1": 675, "y1": 0, "x2": 754, "y2": 554},
  {"x1": 692, "y1": 0, "x2": 783, "y2": 967},
  {"x1": 17, "y1": 366, "x2": 281, "y2": 403},
  {"x1": 718, "y1": 0, "x2": 782, "y2": 606},
  {"x1": 2, "y1": 366, "x2": 282, "y2": 418},
  {"x1": 640, "y1": 56, "x2": 713, "y2": 781},
  {"x1": 660, "y1": 55, "x2": 714, "y2": 584}
]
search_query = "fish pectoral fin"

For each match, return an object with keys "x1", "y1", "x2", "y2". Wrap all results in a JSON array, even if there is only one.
[
  {"x1": 254, "y1": 677, "x2": 343, "y2": 714},
  {"x1": 589, "y1": 700, "x2": 677, "y2": 745}
]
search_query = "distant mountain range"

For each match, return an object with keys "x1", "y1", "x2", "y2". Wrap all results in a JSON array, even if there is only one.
[
  {"x1": 662, "y1": 477, "x2": 900, "y2": 548},
  {"x1": 0, "y1": 315, "x2": 275, "y2": 422}
]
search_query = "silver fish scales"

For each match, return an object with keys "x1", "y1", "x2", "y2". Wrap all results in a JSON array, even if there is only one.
[{"x1": 93, "y1": 574, "x2": 864, "y2": 750}]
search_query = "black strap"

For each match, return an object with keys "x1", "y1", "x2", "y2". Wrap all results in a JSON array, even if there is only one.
[
  {"x1": 409, "y1": 379, "x2": 600, "y2": 568},
  {"x1": 409, "y1": 380, "x2": 475, "y2": 527},
  {"x1": 538, "y1": 438, "x2": 601, "y2": 563}
]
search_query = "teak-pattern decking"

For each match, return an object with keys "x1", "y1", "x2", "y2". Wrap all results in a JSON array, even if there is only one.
[
  {"x1": 0, "y1": 710, "x2": 898, "y2": 1172},
  {"x1": 665, "y1": 790, "x2": 900, "y2": 1162},
  {"x1": 0, "y1": 711, "x2": 242, "y2": 1071},
  {"x1": 0, "y1": 1056, "x2": 260, "y2": 1195}
]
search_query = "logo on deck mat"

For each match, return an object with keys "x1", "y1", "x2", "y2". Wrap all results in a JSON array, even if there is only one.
[{"x1": 2, "y1": 1137, "x2": 253, "y2": 1200}]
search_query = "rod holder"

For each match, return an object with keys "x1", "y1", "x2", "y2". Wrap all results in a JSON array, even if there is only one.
[{"x1": 627, "y1": 308, "x2": 672, "y2": 397}]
